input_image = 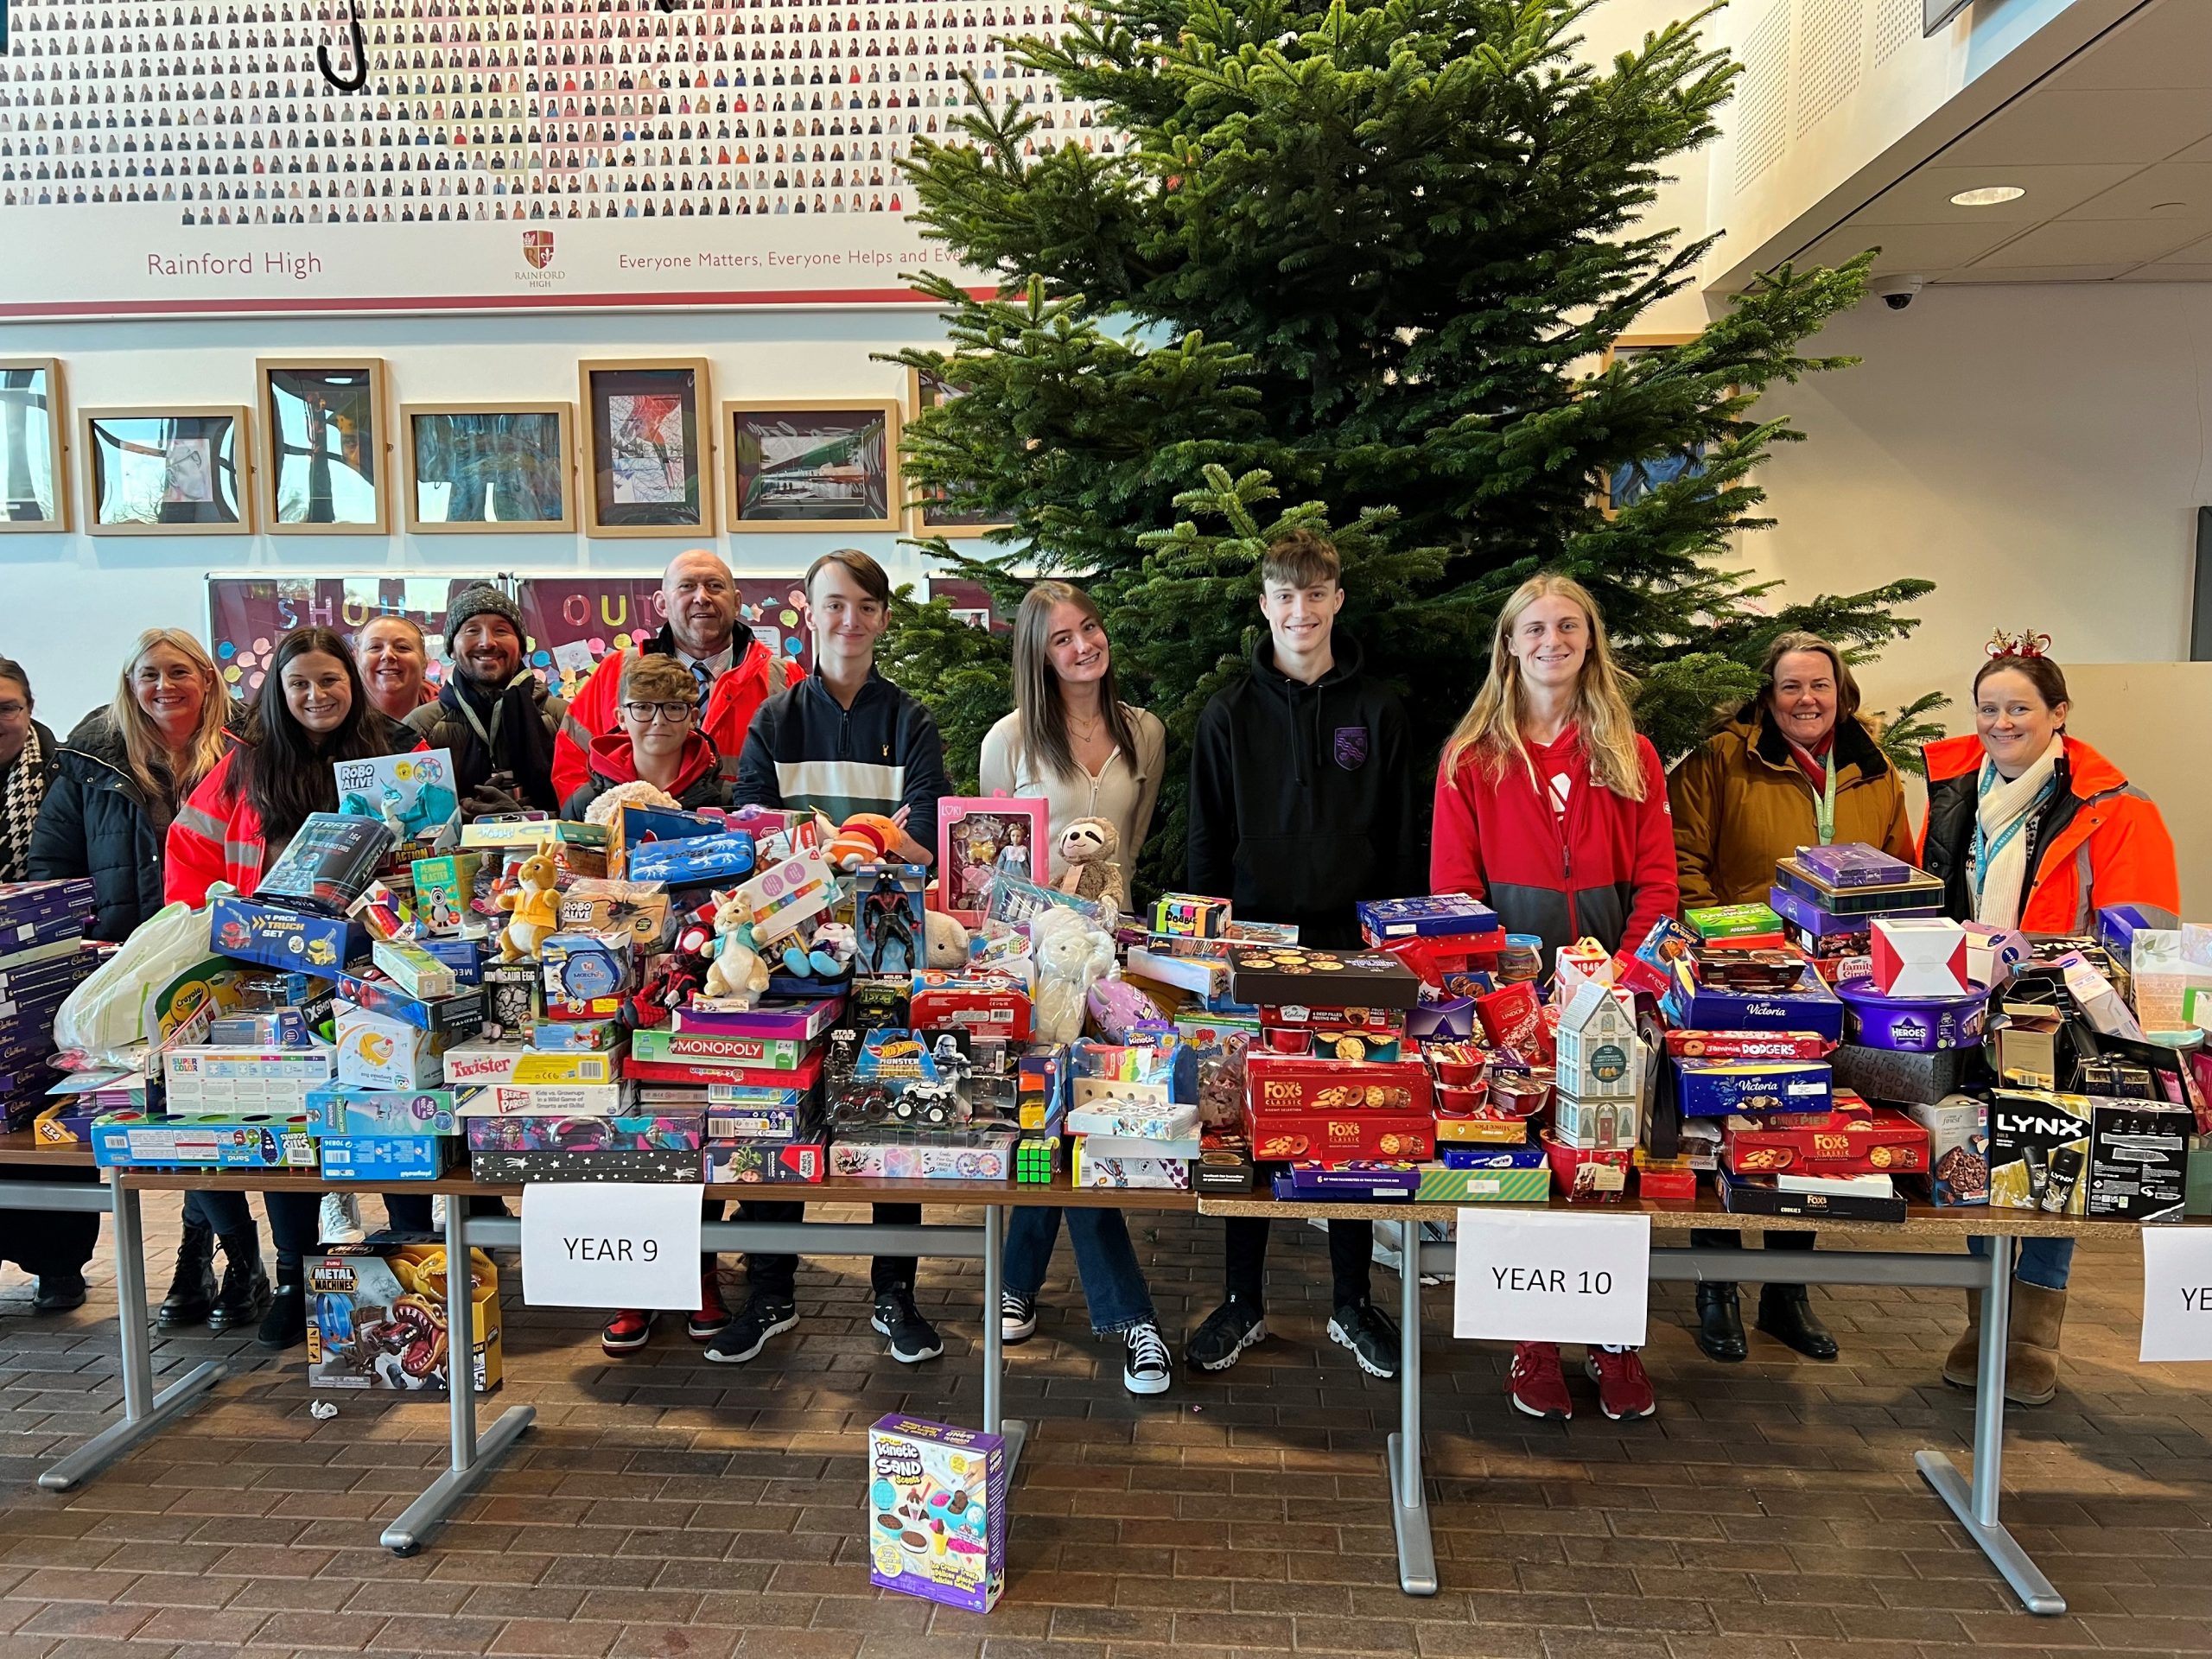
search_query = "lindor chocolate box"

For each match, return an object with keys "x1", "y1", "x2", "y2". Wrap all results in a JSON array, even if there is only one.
[
  {"x1": 2087, "y1": 1101, "x2": 2191, "y2": 1222},
  {"x1": 1227, "y1": 945, "x2": 1422, "y2": 1011}
]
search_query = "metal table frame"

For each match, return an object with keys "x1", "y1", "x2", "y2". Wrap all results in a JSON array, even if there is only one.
[
  {"x1": 372, "y1": 1200, "x2": 1029, "y2": 1555},
  {"x1": 7, "y1": 1171, "x2": 229, "y2": 1493},
  {"x1": 1380, "y1": 1224, "x2": 2060, "y2": 1614}
]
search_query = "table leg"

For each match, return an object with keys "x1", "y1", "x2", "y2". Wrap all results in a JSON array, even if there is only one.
[
  {"x1": 980, "y1": 1205, "x2": 1027, "y2": 1478},
  {"x1": 39, "y1": 1173, "x2": 225, "y2": 1492},
  {"x1": 1385, "y1": 1217, "x2": 1436, "y2": 1597},
  {"x1": 380, "y1": 1199, "x2": 533, "y2": 1556},
  {"x1": 1914, "y1": 1235, "x2": 2066, "y2": 1616}
]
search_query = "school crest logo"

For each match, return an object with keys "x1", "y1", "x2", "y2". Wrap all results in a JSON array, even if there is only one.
[
  {"x1": 1333, "y1": 726, "x2": 1369, "y2": 770},
  {"x1": 523, "y1": 229, "x2": 556, "y2": 269}
]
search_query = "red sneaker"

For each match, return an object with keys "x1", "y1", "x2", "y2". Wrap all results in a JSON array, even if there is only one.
[
  {"x1": 601, "y1": 1309, "x2": 654, "y2": 1355},
  {"x1": 1507, "y1": 1342, "x2": 1572, "y2": 1420},
  {"x1": 688, "y1": 1262, "x2": 731, "y2": 1341},
  {"x1": 1586, "y1": 1347, "x2": 1657, "y2": 1420}
]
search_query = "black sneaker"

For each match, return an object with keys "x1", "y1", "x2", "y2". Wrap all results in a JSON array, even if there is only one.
[
  {"x1": 1185, "y1": 1296, "x2": 1268, "y2": 1372},
  {"x1": 871, "y1": 1284, "x2": 944, "y2": 1363},
  {"x1": 1001, "y1": 1290, "x2": 1037, "y2": 1345},
  {"x1": 1121, "y1": 1322, "x2": 1171, "y2": 1395},
  {"x1": 33, "y1": 1271, "x2": 87, "y2": 1314},
  {"x1": 1327, "y1": 1298, "x2": 1401, "y2": 1379},
  {"x1": 703, "y1": 1296, "x2": 798, "y2": 1364}
]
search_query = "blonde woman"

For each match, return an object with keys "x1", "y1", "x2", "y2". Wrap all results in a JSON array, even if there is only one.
[
  {"x1": 28, "y1": 628, "x2": 254, "y2": 1337},
  {"x1": 1430, "y1": 574, "x2": 1676, "y2": 1424}
]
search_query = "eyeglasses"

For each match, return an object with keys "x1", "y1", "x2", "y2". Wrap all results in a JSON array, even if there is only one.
[
  {"x1": 623, "y1": 701, "x2": 697, "y2": 724},
  {"x1": 0, "y1": 702, "x2": 24, "y2": 721}
]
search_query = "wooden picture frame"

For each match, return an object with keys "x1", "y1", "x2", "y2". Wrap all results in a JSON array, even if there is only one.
[
  {"x1": 403, "y1": 401, "x2": 576, "y2": 535},
  {"x1": 0, "y1": 358, "x2": 68, "y2": 533},
  {"x1": 906, "y1": 366, "x2": 1013, "y2": 540},
  {"x1": 726, "y1": 397, "x2": 901, "y2": 534},
  {"x1": 1598, "y1": 333, "x2": 1710, "y2": 518},
  {"x1": 578, "y1": 357, "x2": 714, "y2": 538},
  {"x1": 256, "y1": 357, "x2": 391, "y2": 534},
  {"x1": 80, "y1": 405, "x2": 253, "y2": 537}
]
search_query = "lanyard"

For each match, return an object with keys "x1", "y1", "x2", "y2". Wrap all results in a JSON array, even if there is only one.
[
  {"x1": 452, "y1": 684, "x2": 505, "y2": 757},
  {"x1": 1969, "y1": 761, "x2": 2053, "y2": 906},
  {"x1": 1812, "y1": 747, "x2": 1837, "y2": 846}
]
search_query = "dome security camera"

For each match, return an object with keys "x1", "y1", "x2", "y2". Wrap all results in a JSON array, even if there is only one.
[{"x1": 1871, "y1": 274, "x2": 1926, "y2": 310}]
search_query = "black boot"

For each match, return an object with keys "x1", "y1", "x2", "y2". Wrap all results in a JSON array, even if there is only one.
[
  {"x1": 157, "y1": 1221, "x2": 218, "y2": 1330},
  {"x1": 1757, "y1": 1284, "x2": 1839, "y2": 1360},
  {"x1": 206, "y1": 1232, "x2": 271, "y2": 1333},
  {"x1": 1694, "y1": 1283, "x2": 1747, "y2": 1363},
  {"x1": 257, "y1": 1267, "x2": 307, "y2": 1351}
]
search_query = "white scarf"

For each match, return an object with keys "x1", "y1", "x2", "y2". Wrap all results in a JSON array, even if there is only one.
[{"x1": 1971, "y1": 734, "x2": 2064, "y2": 930}]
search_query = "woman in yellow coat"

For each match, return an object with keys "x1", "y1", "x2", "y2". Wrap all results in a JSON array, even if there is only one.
[{"x1": 1668, "y1": 632, "x2": 1916, "y2": 1366}]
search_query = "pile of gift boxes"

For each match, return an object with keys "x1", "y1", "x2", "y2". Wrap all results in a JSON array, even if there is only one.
[{"x1": 0, "y1": 880, "x2": 107, "y2": 1132}]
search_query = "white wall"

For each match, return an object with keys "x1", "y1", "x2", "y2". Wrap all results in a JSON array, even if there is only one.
[{"x1": 0, "y1": 308, "x2": 957, "y2": 728}]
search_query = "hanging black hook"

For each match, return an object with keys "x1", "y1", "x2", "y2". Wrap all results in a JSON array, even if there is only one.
[{"x1": 318, "y1": 0, "x2": 367, "y2": 93}]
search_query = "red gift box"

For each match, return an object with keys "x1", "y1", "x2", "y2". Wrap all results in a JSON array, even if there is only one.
[
  {"x1": 1722, "y1": 1101, "x2": 1931, "y2": 1176},
  {"x1": 1243, "y1": 1108, "x2": 1436, "y2": 1164},
  {"x1": 910, "y1": 971, "x2": 1033, "y2": 1040},
  {"x1": 1475, "y1": 981, "x2": 1546, "y2": 1057},
  {"x1": 1245, "y1": 1055, "x2": 1433, "y2": 1116}
]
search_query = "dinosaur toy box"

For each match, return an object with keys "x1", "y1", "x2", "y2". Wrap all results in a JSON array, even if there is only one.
[{"x1": 305, "y1": 1241, "x2": 501, "y2": 1395}]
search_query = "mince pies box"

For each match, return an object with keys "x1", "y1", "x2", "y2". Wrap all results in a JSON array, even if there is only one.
[
  {"x1": 1988, "y1": 1088, "x2": 2091, "y2": 1212},
  {"x1": 868, "y1": 1416, "x2": 1006, "y2": 1614},
  {"x1": 2086, "y1": 1101, "x2": 2191, "y2": 1222}
]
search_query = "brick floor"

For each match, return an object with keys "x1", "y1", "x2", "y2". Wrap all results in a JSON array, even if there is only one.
[{"x1": 0, "y1": 1197, "x2": 2204, "y2": 1658}]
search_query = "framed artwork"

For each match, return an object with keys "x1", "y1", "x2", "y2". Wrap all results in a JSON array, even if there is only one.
[
  {"x1": 80, "y1": 407, "x2": 251, "y2": 536},
  {"x1": 907, "y1": 367, "x2": 1015, "y2": 539},
  {"x1": 579, "y1": 359, "x2": 713, "y2": 537},
  {"x1": 727, "y1": 398, "x2": 899, "y2": 533},
  {"x1": 1599, "y1": 334, "x2": 1710, "y2": 517},
  {"x1": 0, "y1": 358, "x2": 67, "y2": 532},
  {"x1": 937, "y1": 796, "x2": 1049, "y2": 925},
  {"x1": 257, "y1": 358, "x2": 391, "y2": 534},
  {"x1": 404, "y1": 403, "x2": 575, "y2": 535}
]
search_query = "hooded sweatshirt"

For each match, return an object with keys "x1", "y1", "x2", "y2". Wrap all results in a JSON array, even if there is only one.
[
  {"x1": 562, "y1": 730, "x2": 726, "y2": 820},
  {"x1": 1185, "y1": 633, "x2": 1420, "y2": 949}
]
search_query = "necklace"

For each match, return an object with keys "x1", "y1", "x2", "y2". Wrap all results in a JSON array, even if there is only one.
[{"x1": 1067, "y1": 709, "x2": 1105, "y2": 741}]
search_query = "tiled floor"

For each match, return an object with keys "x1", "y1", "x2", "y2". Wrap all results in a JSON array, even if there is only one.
[{"x1": 0, "y1": 1197, "x2": 2204, "y2": 1659}]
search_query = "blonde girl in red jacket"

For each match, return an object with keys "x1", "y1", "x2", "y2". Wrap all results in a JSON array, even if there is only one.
[{"x1": 1431, "y1": 574, "x2": 1677, "y2": 1424}]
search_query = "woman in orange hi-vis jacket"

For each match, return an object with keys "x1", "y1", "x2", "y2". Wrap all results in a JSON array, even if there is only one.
[
  {"x1": 1919, "y1": 639, "x2": 2179, "y2": 1411},
  {"x1": 166, "y1": 626, "x2": 418, "y2": 1357}
]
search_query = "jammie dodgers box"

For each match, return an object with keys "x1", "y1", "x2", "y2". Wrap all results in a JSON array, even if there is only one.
[{"x1": 867, "y1": 1415, "x2": 1007, "y2": 1613}]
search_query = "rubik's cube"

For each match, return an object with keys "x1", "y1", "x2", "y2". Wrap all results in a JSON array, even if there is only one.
[{"x1": 1014, "y1": 1137, "x2": 1060, "y2": 1185}]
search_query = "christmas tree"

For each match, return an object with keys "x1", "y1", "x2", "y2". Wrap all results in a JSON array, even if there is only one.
[{"x1": 880, "y1": 0, "x2": 1941, "y2": 888}]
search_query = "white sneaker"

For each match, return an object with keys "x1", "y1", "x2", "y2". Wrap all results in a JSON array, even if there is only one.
[
  {"x1": 431, "y1": 1194, "x2": 448, "y2": 1230},
  {"x1": 1122, "y1": 1322, "x2": 1171, "y2": 1395},
  {"x1": 319, "y1": 1192, "x2": 367, "y2": 1246}
]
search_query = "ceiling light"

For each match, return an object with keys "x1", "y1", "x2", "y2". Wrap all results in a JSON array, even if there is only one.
[{"x1": 1950, "y1": 185, "x2": 2026, "y2": 207}]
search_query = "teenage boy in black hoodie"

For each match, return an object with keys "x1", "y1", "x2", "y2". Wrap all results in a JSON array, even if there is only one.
[{"x1": 1184, "y1": 529, "x2": 1421, "y2": 1380}]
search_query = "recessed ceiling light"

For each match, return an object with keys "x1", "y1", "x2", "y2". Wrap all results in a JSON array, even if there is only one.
[{"x1": 1950, "y1": 185, "x2": 2026, "y2": 207}]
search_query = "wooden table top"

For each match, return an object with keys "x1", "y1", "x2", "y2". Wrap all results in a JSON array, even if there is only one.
[{"x1": 0, "y1": 1129, "x2": 96, "y2": 1167}]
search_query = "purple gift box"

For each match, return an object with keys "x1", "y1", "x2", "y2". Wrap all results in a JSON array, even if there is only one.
[
  {"x1": 1789, "y1": 843, "x2": 1918, "y2": 891},
  {"x1": 867, "y1": 1416, "x2": 1006, "y2": 1614}
]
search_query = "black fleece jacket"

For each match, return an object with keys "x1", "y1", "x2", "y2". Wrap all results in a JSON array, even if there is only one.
[{"x1": 1184, "y1": 634, "x2": 1421, "y2": 949}]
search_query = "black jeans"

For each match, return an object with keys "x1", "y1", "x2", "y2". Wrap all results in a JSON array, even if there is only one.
[
  {"x1": 0, "y1": 1169, "x2": 100, "y2": 1280},
  {"x1": 736, "y1": 1200, "x2": 918, "y2": 1303},
  {"x1": 182, "y1": 1188, "x2": 256, "y2": 1240},
  {"x1": 1224, "y1": 1215, "x2": 1372, "y2": 1311},
  {"x1": 1690, "y1": 1229, "x2": 1815, "y2": 1269},
  {"x1": 265, "y1": 1190, "x2": 322, "y2": 1269}
]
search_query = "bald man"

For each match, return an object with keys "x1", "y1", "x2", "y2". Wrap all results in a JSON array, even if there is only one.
[{"x1": 552, "y1": 549, "x2": 789, "y2": 803}]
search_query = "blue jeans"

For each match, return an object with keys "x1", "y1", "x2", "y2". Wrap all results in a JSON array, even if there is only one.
[
  {"x1": 1003, "y1": 1206, "x2": 1155, "y2": 1334},
  {"x1": 1971, "y1": 1236, "x2": 2073, "y2": 1290}
]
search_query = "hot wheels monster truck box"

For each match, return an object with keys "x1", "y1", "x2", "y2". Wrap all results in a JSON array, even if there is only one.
[{"x1": 304, "y1": 1240, "x2": 502, "y2": 1394}]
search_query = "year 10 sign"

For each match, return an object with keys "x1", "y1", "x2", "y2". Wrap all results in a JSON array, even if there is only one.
[{"x1": 1452, "y1": 1211, "x2": 1651, "y2": 1348}]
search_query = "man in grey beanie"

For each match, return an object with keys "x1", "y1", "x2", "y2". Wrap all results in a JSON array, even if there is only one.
[{"x1": 405, "y1": 582, "x2": 567, "y2": 817}]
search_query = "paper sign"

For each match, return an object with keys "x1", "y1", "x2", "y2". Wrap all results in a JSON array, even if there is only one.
[
  {"x1": 2139, "y1": 1229, "x2": 2212, "y2": 1361},
  {"x1": 520, "y1": 1182, "x2": 702, "y2": 1310},
  {"x1": 1452, "y1": 1210, "x2": 1651, "y2": 1347}
]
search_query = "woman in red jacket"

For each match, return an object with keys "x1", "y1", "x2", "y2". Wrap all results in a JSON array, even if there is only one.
[
  {"x1": 167, "y1": 626, "x2": 417, "y2": 1351},
  {"x1": 1431, "y1": 574, "x2": 1678, "y2": 1424}
]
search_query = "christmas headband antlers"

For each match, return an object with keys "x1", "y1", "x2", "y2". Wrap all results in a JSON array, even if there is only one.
[{"x1": 1985, "y1": 627, "x2": 2052, "y2": 661}]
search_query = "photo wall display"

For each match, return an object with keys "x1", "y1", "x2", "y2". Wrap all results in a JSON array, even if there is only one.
[
  {"x1": 0, "y1": 359, "x2": 67, "y2": 531},
  {"x1": 0, "y1": 0, "x2": 1117, "y2": 315},
  {"x1": 81, "y1": 404, "x2": 251, "y2": 534}
]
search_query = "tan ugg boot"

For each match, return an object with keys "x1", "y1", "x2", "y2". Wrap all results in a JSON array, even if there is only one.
[
  {"x1": 2004, "y1": 1281, "x2": 2065, "y2": 1408},
  {"x1": 1941, "y1": 1288, "x2": 1981, "y2": 1389}
]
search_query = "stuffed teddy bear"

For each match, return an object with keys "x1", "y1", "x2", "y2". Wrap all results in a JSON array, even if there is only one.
[
  {"x1": 1053, "y1": 816, "x2": 1125, "y2": 913},
  {"x1": 496, "y1": 852, "x2": 560, "y2": 962},
  {"x1": 925, "y1": 907, "x2": 970, "y2": 970},
  {"x1": 1030, "y1": 905, "x2": 1116, "y2": 1044},
  {"x1": 582, "y1": 779, "x2": 681, "y2": 830}
]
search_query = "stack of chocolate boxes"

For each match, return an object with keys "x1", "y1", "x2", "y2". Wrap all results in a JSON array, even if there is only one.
[{"x1": 0, "y1": 880, "x2": 102, "y2": 1129}]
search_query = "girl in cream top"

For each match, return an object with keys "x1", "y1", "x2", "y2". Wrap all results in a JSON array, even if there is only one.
[{"x1": 976, "y1": 581, "x2": 1166, "y2": 885}]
